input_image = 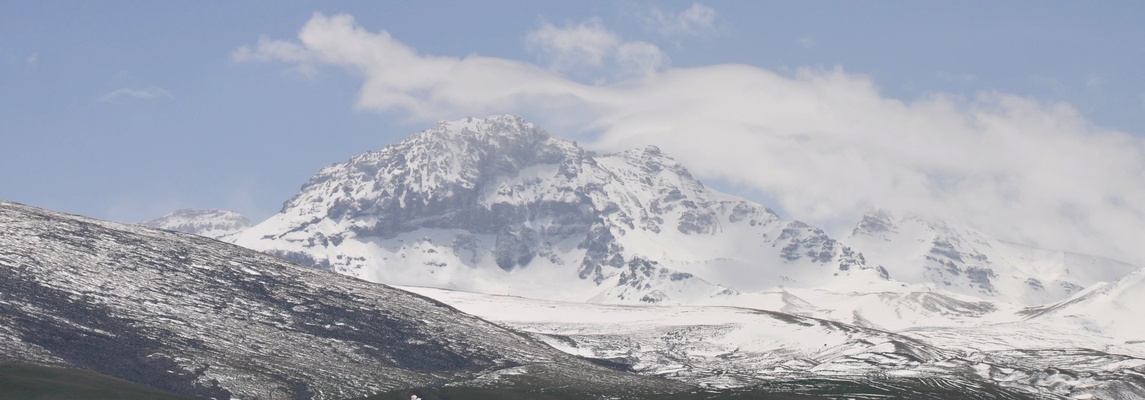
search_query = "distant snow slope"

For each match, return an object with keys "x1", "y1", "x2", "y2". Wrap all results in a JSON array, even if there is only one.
[
  {"x1": 847, "y1": 210, "x2": 1139, "y2": 306},
  {"x1": 236, "y1": 115, "x2": 885, "y2": 304},
  {"x1": 403, "y1": 285, "x2": 1145, "y2": 399},
  {"x1": 140, "y1": 208, "x2": 251, "y2": 241},
  {"x1": 1018, "y1": 266, "x2": 1145, "y2": 355},
  {"x1": 712, "y1": 288, "x2": 1021, "y2": 331}
]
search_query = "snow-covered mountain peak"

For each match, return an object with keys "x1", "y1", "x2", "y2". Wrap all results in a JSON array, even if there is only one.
[
  {"x1": 140, "y1": 208, "x2": 250, "y2": 241},
  {"x1": 237, "y1": 115, "x2": 877, "y2": 303},
  {"x1": 280, "y1": 114, "x2": 585, "y2": 218}
]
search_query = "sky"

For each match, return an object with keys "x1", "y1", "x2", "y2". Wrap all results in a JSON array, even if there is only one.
[{"x1": 2, "y1": 1, "x2": 1144, "y2": 264}]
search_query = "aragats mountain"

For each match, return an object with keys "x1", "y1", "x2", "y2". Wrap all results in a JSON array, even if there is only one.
[
  {"x1": 228, "y1": 114, "x2": 1136, "y2": 311},
  {"x1": 234, "y1": 115, "x2": 884, "y2": 305}
]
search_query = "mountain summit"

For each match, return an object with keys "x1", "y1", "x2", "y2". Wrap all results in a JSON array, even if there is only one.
[{"x1": 236, "y1": 115, "x2": 882, "y2": 303}]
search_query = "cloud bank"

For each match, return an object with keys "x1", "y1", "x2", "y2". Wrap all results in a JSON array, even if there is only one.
[{"x1": 234, "y1": 13, "x2": 1145, "y2": 265}]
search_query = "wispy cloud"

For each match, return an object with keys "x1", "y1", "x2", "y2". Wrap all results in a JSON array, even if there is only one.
[
  {"x1": 232, "y1": 35, "x2": 314, "y2": 63},
  {"x1": 647, "y1": 3, "x2": 718, "y2": 37},
  {"x1": 235, "y1": 13, "x2": 1145, "y2": 265},
  {"x1": 99, "y1": 86, "x2": 172, "y2": 104},
  {"x1": 525, "y1": 17, "x2": 667, "y2": 79},
  {"x1": 527, "y1": 18, "x2": 617, "y2": 69},
  {"x1": 8, "y1": 52, "x2": 38, "y2": 70}
]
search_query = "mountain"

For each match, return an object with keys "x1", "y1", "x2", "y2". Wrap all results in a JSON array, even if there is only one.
[
  {"x1": 19, "y1": 200, "x2": 1135, "y2": 400},
  {"x1": 141, "y1": 208, "x2": 251, "y2": 241},
  {"x1": 847, "y1": 210, "x2": 1140, "y2": 305},
  {"x1": 235, "y1": 115, "x2": 885, "y2": 304},
  {"x1": 0, "y1": 201, "x2": 682, "y2": 399}
]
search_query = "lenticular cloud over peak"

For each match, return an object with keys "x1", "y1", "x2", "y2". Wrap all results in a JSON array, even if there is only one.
[{"x1": 235, "y1": 12, "x2": 1145, "y2": 265}]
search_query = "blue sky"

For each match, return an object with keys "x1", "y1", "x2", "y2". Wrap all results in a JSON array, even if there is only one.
[{"x1": 2, "y1": 1, "x2": 1144, "y2": 262}]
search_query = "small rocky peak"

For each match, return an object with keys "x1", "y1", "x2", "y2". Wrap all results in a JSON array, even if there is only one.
[
  {"x1": 852, "y1": 209, "x2": 897, "y2": 237},
  {"x1": 643, "y1": 145, "x2": 662, "y2": 156},
  {"x1": 613, "y1": 144, "x2": 695, "y2": 180},
  {"x1": 140, "y1": 209, "x2": 251, "y2": 240},
  {"x1": 426, "y1": 114, "x2": 551, "y2": 147}
]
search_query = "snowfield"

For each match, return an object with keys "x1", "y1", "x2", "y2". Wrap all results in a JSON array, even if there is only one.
[{"x1": 401, "y1": 285, "x2": 1145, "y2": 398}]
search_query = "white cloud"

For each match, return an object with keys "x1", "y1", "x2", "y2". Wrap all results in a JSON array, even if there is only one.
[
  {"x1": 649, "y1": 3, "x2": 717, "y2": 37},
  {"x1": 26, "y1": 53, "x2": 37, "y2": 68},
  {"x1": 526, "y1": 18, "x2": 618, "y2": 69},
  {"x1": 525, "y1": 18, "x2": 667, "y2": 79},
  {"x1": 236, "y1": 13, "x2": 1145, "y2": 265},
  {"x1": 99, "y1": 86, "x2": 172, "y2": 103}
]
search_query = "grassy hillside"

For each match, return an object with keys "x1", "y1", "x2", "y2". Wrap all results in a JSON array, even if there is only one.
[{"x1": 0, "y1": 362, "x2": 196, "y2": 400}]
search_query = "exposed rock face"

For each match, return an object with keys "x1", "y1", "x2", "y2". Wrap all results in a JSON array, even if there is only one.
[
  {"x1": 236, "y1": 115, "x2": 882, "y2": 303},
  {"x1": 141, "y1": 209, "x2": 251, "y2": 241},
  {"x1": 0, "y1": 201, "x2": 675, "y2": 399}
]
